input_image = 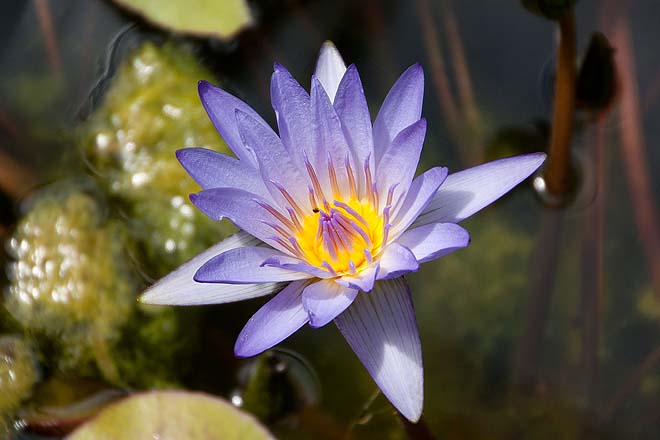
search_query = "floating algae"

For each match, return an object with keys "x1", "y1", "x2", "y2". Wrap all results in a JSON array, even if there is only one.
[
  {"x1": 4, "y1": 185, "x2": 136, "y2": 381},
  {"x1": 0, "y1": 335, "x2": 39, "y2": 414},
  {"x1": 82, "y1": 42, "x2": 236, "y2": 277},
  {"x1": 3, "y1": 182, "x2": 199, "y2": 388},
  {"x1": 0, "y1": 335, "x2": 39, "y2": 437}
]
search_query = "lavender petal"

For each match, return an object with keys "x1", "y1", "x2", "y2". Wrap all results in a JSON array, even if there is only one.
[
  {"x1": 139, "y1": 231, "x2": 280, "y2": 305},
  {"x1": 194, "y1": 246, "x2": 314, "y2": 284},
  {"x1": 335, "y1": 277, "x2": 423, "y2": 422},
  {"x1": 376, "y1": 243, "x2": 419, "y2": 280},
  {"x1": 414, "y1": 153, "x2": 547, "y2": 227},
  {"x1": 396, "y1": 222, "x2": 470, "y2": 263},
  {"x1": 314, "y1": 41, "x2": 347, "y2": 103},
  {"x1": 234, "y1": 280, "x2": 311, "y2": 357},
  {"x1": 302, "y1": 280, "x2": 358, "y2": 328},
  {"x1": 372, "y1": 64, "x2": 424, "y2": 162}
]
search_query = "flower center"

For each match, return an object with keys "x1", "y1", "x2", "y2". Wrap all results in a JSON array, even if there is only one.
[
  {"x1": 295, "y1": 198, "x2": 385, "y2": 275},
  {"x1": 259, "y1": 152, "x2": 398, "y2": 278}
]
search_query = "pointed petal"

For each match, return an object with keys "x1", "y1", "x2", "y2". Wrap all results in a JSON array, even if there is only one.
[
  {"x1": 139, "y1": 232, "x2": 280, "y2": 305},
  {"x1": 189, "y1": 188, "x2": 291, "y2": 254},
  {"x1": 376, "y1": 243, "x2": 419, "y2": 280},
  {"x1": 334, "y1": 64, "x2": 374, "y2": 193},
  {"x1": 372, "y1": 64, "x2": 424, "y2": 162},
  {"x1": 198, "y1": 81, "x2": 265, "y2": 167},
  {"x1": 235, "y1": 109, "x2": 310, "y2": 206},
  {"x1": 396, "y1": 223, "x2": 470, "y2": 263},
  {"x1": 270, "y1": 64, "x2": 312, "y2": 171},
  {"x1": 335, "y1": 262, "x2": 380, "y2": 292},
  {"x1": 310, "y1": 75, "x2": 352, "y2": 195},
  {"x1": 390, "y1": 167, "x2": 448, "y2": 239},
  {"x1": 335, "y1": 277, "x2": 423, "y2": 422},
  {"x1": 234, "y1": 280, "x2": 311, "y2": 357},
  {"x1": 302, "y1": 280, "x2": 357, "y2": 328},
  {"x1": 314, "y1": 41, "x2": 347, "y2": 103},
  {"x1": 414, "y1": 153, "x2": 547, "y2": 227},
  {"x1": 262, "y1": 255, "x2": 334, "y2": 279},
  {"x1": 175, "y1": 148, "x2": 270, "y2": 198},
  {"x1": 376, "y1": 119, "x2": 427, "y2": 206},
  {"x1": 195, "y1": 246, "x2": 313, "y2": 284}
]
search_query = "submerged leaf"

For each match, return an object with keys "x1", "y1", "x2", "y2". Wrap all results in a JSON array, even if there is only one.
[
  {"x1": 67, "y1": 390, "x2": 273, "y2": 439},
  {"x1": 111, "y1": 0, "x2": 253, "y2": 39}
]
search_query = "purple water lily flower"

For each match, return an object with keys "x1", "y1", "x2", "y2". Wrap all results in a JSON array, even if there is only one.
[{"x1": 140, "y1": 42, "x2": 546, "y2": 422}]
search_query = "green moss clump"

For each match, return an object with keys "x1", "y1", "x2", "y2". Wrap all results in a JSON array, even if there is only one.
[
  {"x1": 82, "y1": 42, "x2": 236, "y2": 277},
  {"x1": 0, "y1": 335, "x2": 39, "y2": 414},
  {"x1": 4, "y1": 186, "x2": 137, "y2": 381}
]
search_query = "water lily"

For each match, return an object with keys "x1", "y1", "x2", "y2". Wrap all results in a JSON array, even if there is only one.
[{"x1": 140, "y1": 42, "x2": 546, "y2": 422}]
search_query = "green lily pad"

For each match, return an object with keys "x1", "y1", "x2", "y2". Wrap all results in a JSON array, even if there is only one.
[
  {"x1": 112, "y1": 0, "x2": 253, "y2": 39},
  {"x1": 67, "y1": 390, "x2": 274, "y2": 439}
]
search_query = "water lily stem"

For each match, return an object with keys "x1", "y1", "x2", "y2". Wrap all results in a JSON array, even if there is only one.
[
  {"x1": 601, "y1": 346, "x2": 660, "y2": 419},
  {"x1": 543, "y1": 11, "x2": 577, "y2": 196},
  {"x1": 579, "y1": 118, "x2": 606, "y2": 404},
  {"x1": 514, "y1": 208, "x2": 563, "y2": 392},
  {"x1": 441, "y1": 0, "x2": 483, "y2": 157},
  {"x1": 34, "y1": 0, "x2": 62, "y2": 75},
  {"x1": 415, "y1": 0, "x2": 460, "y2": 145},
  {"x1": 0, "y1": 149, "x2": 38, "y2": 199},
  {"x1": 612, "y1": 16, "x2": 660, "y2": 299}
]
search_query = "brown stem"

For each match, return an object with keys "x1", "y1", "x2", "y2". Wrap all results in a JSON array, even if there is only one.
[
  {"x1": 34, "y1": 0, "x2": 62, "y2": 75},
  {"x1": 0, "y1": 107, "x2": 23, "y2": 142},
  {"x1": 513, "y1": 209, "x2": 563, "y2": 392},
  {"x1": 601, "y1": 346, "x2": 660, "y2": 419},
  {"x1": 415, "y1": 0, "x2": 461, "y2": 142},
  {"x1": 543, "y1": 11, "x2": 577, "y2": 196},
  {"x1": 612, "y1": 16, "x2": 660, "y2": 299},
  {"x1": 441, "y1": 0, "x2": 483, "y2": 159},
  {"x1": 0, "y1": 149, "x2": 38, "y2": 199},
  {"x1": 360, "y1": 0, "x2": 398, "y2": 88}
]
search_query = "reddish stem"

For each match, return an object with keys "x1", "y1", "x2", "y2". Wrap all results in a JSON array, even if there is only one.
[
  {"x1": 601, "y1": 346, "x2": 660, "y2": 419},
  {"x1": 612, "y1": 17, "x2": 660, "y2": 298},
  {"x1": 579, "y1": 118, "x2": 606, "y2": 404},
  {"x1": 34, "y1": 0, "x2": 62, "y2": 75},
  {"x1": 415, "y1": 0, "x2": 460, "y2": 139}
]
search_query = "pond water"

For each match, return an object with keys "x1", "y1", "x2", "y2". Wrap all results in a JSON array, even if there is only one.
[{"x1": 1, "y1": 0, "x2": 659, "y2": 438}]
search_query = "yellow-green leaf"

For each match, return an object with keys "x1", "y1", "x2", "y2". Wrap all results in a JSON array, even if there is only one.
[
  {"x1": 66, "y1": 390, "x2": 273, "y2": 440},
  {"x1": 112, "y1": 0, "x2": 253, "y2": 39}
]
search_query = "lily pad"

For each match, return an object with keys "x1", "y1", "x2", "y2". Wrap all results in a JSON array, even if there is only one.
[
  {"x1": 67, "y1": 390, "x2": 274, "y2": 439},
  {"x1": 112, "y1": 0, "x2": 253, "y2": 39}
]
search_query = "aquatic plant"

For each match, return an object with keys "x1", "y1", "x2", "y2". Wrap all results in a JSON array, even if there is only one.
[
  {"x1": 82, "y1": 42, "x2": 236, "y2": 277},
  {"x1": 140, "y1": 42, "x2": 546, "y2": 421},
  {"x1": 0, "y1": 335, "x2": 39, "y2": 414},
  {"x1": 4, "y1": 187, "x2": 136, "y2": 380}
]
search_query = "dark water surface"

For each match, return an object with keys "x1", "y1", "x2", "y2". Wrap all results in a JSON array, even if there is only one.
[{"x1": 1, "y1": 1, "x2": 660, "y2": 438}]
